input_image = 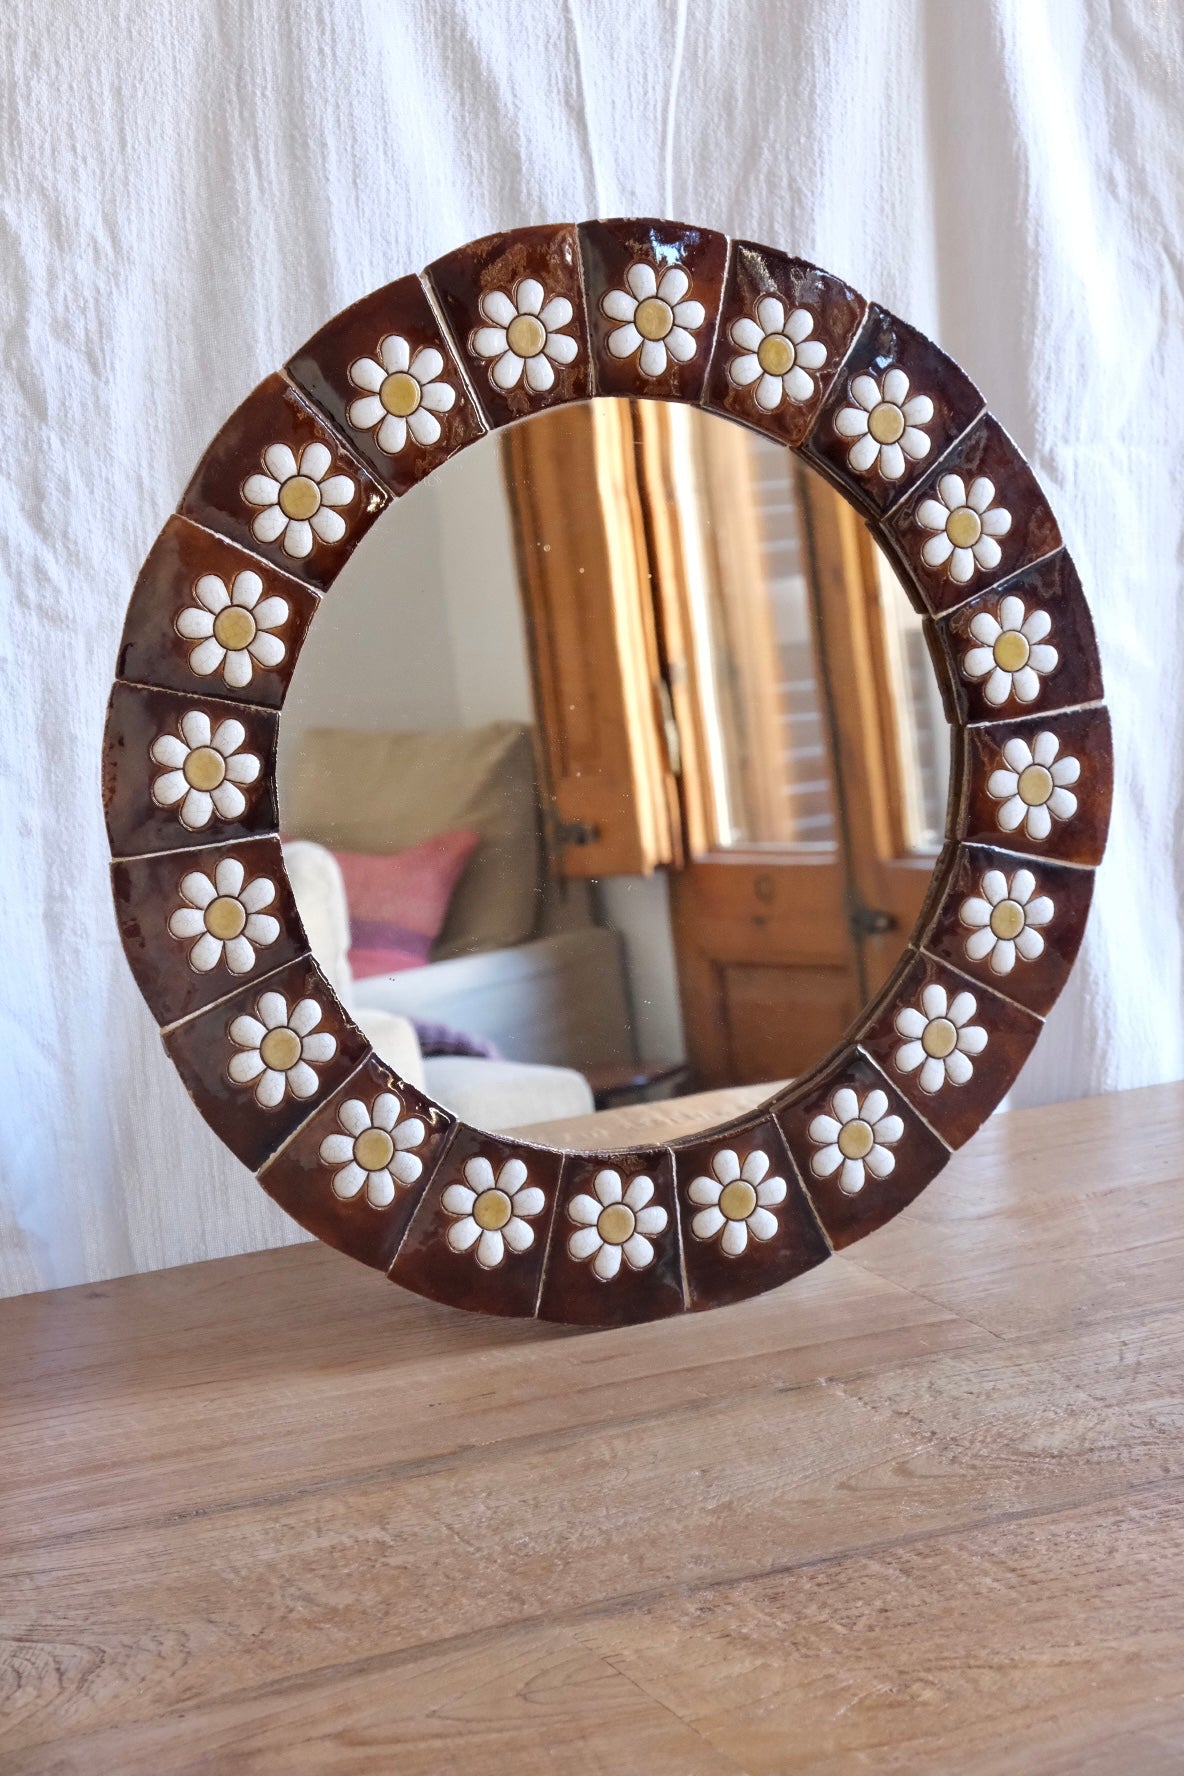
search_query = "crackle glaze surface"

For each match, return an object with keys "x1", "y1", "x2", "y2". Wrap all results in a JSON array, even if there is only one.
[{"x1": 104, "y1": 218, "x2": 1110, "y2": 1326}]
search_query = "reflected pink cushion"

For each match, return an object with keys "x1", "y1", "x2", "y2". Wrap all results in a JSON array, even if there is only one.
[{"x1": 334, "y1": 829, "x2": 480, "y2": 980}]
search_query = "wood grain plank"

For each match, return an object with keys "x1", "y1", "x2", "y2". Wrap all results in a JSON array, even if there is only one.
[{"x1": 2, "y1": 1085, "x2": 1183, "y2": 1772}]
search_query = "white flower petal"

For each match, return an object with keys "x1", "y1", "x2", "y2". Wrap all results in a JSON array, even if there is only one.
[
  {"x1": 755, "y1": 294, "x2": 785, "y2": 334},
  {"x1": 331, "y1": 1162, "x2": 366, "y2": 1201},
  {"x1": 622, "y1": 1233, "x2": 654, "y2": 1271},
  {"x1": 524, "y1": 353, "x2": 555, "y2": 392},
  {"x1": 255, "y1": 1067, "x2": 288, "y2": 1108},
  {"x1": 847, "y1": 432, "x2": 880, "y2": 473},
  {"x1": 692, "y1": 1205, "x2": 726, "y2": 1241},
  {"x1": 688, "y1": 1174, "x2": 722, "y2": 1205},
  {"x1": 720, "y1": 1218, "x2": 749, "y2": 1257},
  {"x1": 878, "y1": 442, "x2": 906, "y2": 480},
  {"x1": 479, "y1": 290, "x2": 516, "y2": 328},
  {"x1": 593, "y1": 1242, "x2": 623, "y2": 1281},
  {"x1": 960, "y1": 897, "x2": 992, "y2": 930},
  {"x1": 447, "y1": 1216, "x2": 481, "y2": 1253},
  {"x1": 730, "y1": 352, "x2": 762, "y2": 387},
  {"x1": 882, "y1": 367, "x2": 910, "y2": 406},
  {"x1": 472, "y1": 325, "x2": 508, "y2": 359},
  {"x1": 834, "y1": 404, "x2": 870, "y2": 439},
  {"x1": 349, "y1": 357, "x2": 385, "y2": 393},
  {"x1": 639, "y1": 339, "x2": 668, "y2": 377},
  {"x1": 543, "y1": 330, "x2": 578, "y2": 365},
  {"x1": 626, "y1": 263, "x2": 657, "y2": 300},
  {"x1": 299, "y1": 441, "x2": 331, "y2": 483},
  {"x1": 657, "y1": 265, "x2": 690, "y2": 304},
  {"x1": 502, "y1": 1217, "x2": 534, "y2": 1255},
  {"x1": 281, "y1": 519, "x2": 313, "y2": 558},
  {"x1": 491, "y1": 349, "x2": 524, "y2": 389},
  {"x1": 442, "y1": 1183, "x2": 477, "y2": 1217},
  {"x1": 568, "y1": 1225, "x2": 602, "y2": 1261},
  {"x1": 263, "y1": 444, "x2": 298, "y2": 482},
  {"x1": 747, "y1": 1206, "x2": 779, "y2": 1243},
  {"x1": 633, "y1": 1206, "x2": 667, "y2": 1237},
  {"x1": 810, "y1": 1143, "x2": 843, "y2": 1178},
  {"x1": 406, "y1": 408, "x2": 442, "y2": 446},
  {"x1": 568, "y1": 1193, "x2": 601, "y2": 1226},
  {"x1": 895, "y1": 1040, "x2": 926, "y2": 1074},
  {"x1": 464, "y1": 1156, "x2": 495, "y2": 1193},
  {"x1": 251, "y1": 505, "x2": 288, "y2": 544}
]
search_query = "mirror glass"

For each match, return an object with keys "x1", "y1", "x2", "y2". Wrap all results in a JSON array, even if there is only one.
[{"x1": 279, "y1": 398, "x2": 948, "y2": 1152}]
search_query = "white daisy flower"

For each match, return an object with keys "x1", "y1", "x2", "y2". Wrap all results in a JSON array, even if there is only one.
[
  {"x1": 603, "y1": 260, "x2": 706, "y2": 379},
  {"x1": 150, "y1": 709, "x2": 261, "y2": 831},
  {"x1": 175, "y1": 570, "x2": 289, "y2": 691},
  {"x1": 916, "y1": 473, "x2": 1012, "y2": 585},
  {"x1": 167, "y1": 856, "x2": 279, "y2": 975},
  {"x1": 347, "y1": 334, "x2": 457, "y2": 455},
  {"x1": 987, "y1": 731, "x2": 1080, "y2": 841},
  {"x1": 962, "y1": 594, "x2": 1057, "y2": 705},
  {"x1": 318, "y1": 1092, "x2": 426, "y2": 1208},
  {"x1": 471, "y1": 279, "x2": 578, "y2": 393},
  {"x1": 809, "y1": 1087, "x2": 903, "y2": 1196},
  {"x1": 959, "y1": 867, "x2": 1053, "y2": 975},
  {"x1": 834, "y1": 366, "x2": 933, "y2": 481},
  {"x1": 728, "y1": 298, "x2": 827, "y2": 410},
  {"x1": 566, "y1": 1168, "x2": 668, "y2": 1280},
  {"x1": 241, "y1": 441, "x2": 356, "y2": 559},
  {"x1": 442, "y1": 1156, "x2": 546, "y2": 1268},
  {"x1": 894, "y1": 983, "x2": 987, "y2": 1093},
  {"x1": 227, "y1": 991, "x2": 338, "y2": 1108},
  {"x1": 687, "y1": 1148, "x2": 787, "y2": 1257}
]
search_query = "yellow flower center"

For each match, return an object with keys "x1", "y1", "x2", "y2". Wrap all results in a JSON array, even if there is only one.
[
  {"x1": 596, "y1": 1202, "x2": 636, "y2": 1245},
  {"x1": 993, "y1": 630, "x2": 1030, "y2": 672},
  {"x1": 757, "y1": 333, "x2": 794, "y2": 376},
  {"x1": 259, "y1": 1026, "x2": 301, "y2": 1071},
  {"x1": 506, "y1": 313, "x2": 547, "y2": 358},
  {"x1": 380, "y1": 370, "x2": 421, "y2": 417},
  {"x1": 204, "y1": 894, "x2": 246, "y2": 940},
  {"x1": 213, "y1": 606, "x2": 257, "y2": 651},
  {"x1": 183, "y1": 745, "x2": 226, "y2": 791},
  {"x1": 1018, "y1": 763, "x2": 1054, "y2": 806},
  {"x1": 921, "y1": 1016, "x2": 958, "y2": 1059},
  {"x1": 946, "y1": 506, "x2": 982, "y2": 549},
  {"x1": 837, "y1": 1119, "x2": 874, "y2": 1161},
  {"x1": 473, "y1": 1187, "x2": 512, "y2": 1231},
  {"x1": 719, "y1": 1179, "x2": 757, "y2": 1221},
  {"x1": 634, "y1": 296, "x2": 674, "y2": 342},
  {"x1": 278, "y1": 474, "x2": 322, "y2": 521},
  {"x1": 868, "y1": 401, "x2": 905, "y2": 445},
  {"x1": 990, "y1": 899, "x2": 1026, "y2": 940},
  {"x1": 354, "y1": 1127, "x2": 395, "y2": 1171}
]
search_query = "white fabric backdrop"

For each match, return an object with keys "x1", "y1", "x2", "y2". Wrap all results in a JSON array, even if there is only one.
[{"x1": 2, "y1": 0, "x2": 1181, "y2": 1296}]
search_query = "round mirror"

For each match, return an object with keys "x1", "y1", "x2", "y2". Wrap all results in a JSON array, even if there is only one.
[
  {"x1": 278, "y1": 396, "x2": 948, "y2": 1154},
  {"x1": 105, "y1": 218, "x2": 1109, "y2": 1323}
]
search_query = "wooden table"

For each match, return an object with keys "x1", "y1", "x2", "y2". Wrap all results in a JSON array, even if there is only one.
[{"x1": 4, "y1": 1082, "x2": 1184, "y2": 1774}]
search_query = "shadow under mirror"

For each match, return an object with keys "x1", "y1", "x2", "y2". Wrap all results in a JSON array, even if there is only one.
[{"x1": 278, "y1": 398, "x2": 950, "y2": 1154}]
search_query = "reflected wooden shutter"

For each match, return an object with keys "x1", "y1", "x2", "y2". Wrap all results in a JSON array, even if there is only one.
[{"x1": 502, "y1": 401, "x2": 678, "y2": 878}]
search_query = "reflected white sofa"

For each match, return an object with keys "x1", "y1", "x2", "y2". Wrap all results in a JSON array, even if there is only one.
[{"x1": 282, "y1": 840, "x2": 596, "y2": 1131}]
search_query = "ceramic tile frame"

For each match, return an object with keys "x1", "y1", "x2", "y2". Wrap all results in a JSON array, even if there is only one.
[{"x1": 104, "y1": 219, "x2": 1111, "y2": 1328}]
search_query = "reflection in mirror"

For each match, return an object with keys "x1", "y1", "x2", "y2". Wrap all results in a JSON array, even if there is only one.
[{"x1": 279, "y1": 398, "x2": 949, "y2": 1154}]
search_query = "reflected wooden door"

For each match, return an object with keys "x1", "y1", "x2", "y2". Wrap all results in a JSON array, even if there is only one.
[
  {"x1": 639, "y1": 404, "x2": 948, "y2": 1088},
  {"x1": 502, "y1": 399, "x2": 950, "y2": 1090}
]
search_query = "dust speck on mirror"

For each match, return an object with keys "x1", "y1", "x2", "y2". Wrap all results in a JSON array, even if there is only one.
[{"x1": 279, "y1": 398, "x2": 949, "y2": 1154}]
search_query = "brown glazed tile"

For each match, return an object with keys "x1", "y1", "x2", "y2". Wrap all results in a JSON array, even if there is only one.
[
  {"x1": 103, "y1": 682, "x2": 278, "y2": 860},
  {"x1": 917, "y1": 842, "x2": 1096, "y2": 1019},
  {"x1": 859, "y1": 950, "x2": 1042, "y2": 1150},
  {"x1": 703, "y1": 242, "x2": 866, "y2": 447},
  {"x1": 162, "y1": 955, "x2": 368, "y2": 1172},
  {"x1": 389, "y1": 1126, "x2": 564, "y2": 1317},
  {"x1": 673, "y1": 1114, "x2": 830, "y2": 1312},
  {"x1": 879, "y1": 414, "x2": 1062, "y2": 614},
  {"x1": 775, "y1": 1050, "x2": 950, "y2": 1251},
  {"x1": 116, "y1": 515, "x2": 319, "y2": 710},
  {"x1": 111, "y1": 835, "x2": 307, "y2": 1027},
  {"x1": 537, "y1": 1148, "x2": 684, "y2": 1326},
  {"x1": 579, "y1": 217, "x2": 728, "y2": 404},
  {"x1": 804, "y1": 304, "x2": 983, "y2": 516},
  {"x1": 426, "y1": 224, "x2": 591, "y2": 429},
  {"x1": 285, "y1": 274, "x2": 487, "y2": 497},
  {"x1": 956, "y1": 704, "x2": 1112, "y2": 867},
  {"x1": 179, "y1": 372, "x2": 388, "y2": 592},
  {"x1": 933, "y1": 548, "x2": 1103, "y2": 726},
  {"x1": 257, "y1": 1055, "x2": 455, "y2": 1273}
]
